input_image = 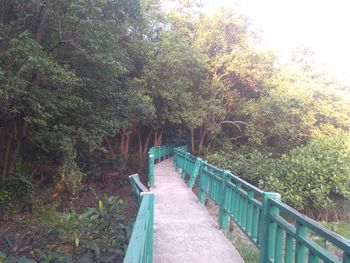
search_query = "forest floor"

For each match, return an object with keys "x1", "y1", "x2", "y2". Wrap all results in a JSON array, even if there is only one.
[{"x1": 0, "y1": 175, "x2": 138, "y2": 260}]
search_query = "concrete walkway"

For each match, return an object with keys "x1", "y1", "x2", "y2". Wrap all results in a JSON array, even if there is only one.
[{"x1": 151, "y1": 158, "x2": 244, "y2": 263}]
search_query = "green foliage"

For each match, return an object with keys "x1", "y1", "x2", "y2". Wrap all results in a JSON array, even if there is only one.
[
  {"x1": 50, "y1": 195, "x2": 129, "y2": 262},
  {"x1": 0, "y1": 175, "x2": 33, "y2": 218},
  {"x1": 58, "y1": 154, "x2": 85, "y2": 195},
  {"x1": 244, "y1": 65, "x2": 350, "y2": 151},
  {"x1": 1, "y1": 196, "x2": 130, "y2": 263},
  {"x1": 234, "y1": 242, "x2": 259, "y2": 263},
  {"x1": 207, "y1": 143, "x2": 276, "y2": 184},
  {"x1": 208, "y1": 135, "x2": 350, "y2": 217},
  {"x1": 321, "y1": 222, "x2": 350, "y2": 239},
  {"x1": 261, "y1": 135, "x2": 350, "y2": 215}
]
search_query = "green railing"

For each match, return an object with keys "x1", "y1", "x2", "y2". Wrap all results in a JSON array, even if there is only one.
[
  {"x1": 148, "y1": 145, "x2": 173, "y2": 187},
  {"x1": 125, "y1": 174, "x2": 154, "y2": 263},
  {"x1": 173, "y1": 147, "x2": 350, "y2": 263}
]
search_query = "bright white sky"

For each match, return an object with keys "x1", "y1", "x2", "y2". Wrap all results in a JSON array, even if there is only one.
[{"x1": 202, "y1": 0, "x2": 350, "y2": 83}]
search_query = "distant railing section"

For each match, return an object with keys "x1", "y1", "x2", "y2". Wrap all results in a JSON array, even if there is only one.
[
  {"x1": 148, "y1": 145, "x2": 173, "y2": 187},
  {"x1": 124, "y1": 174, "x2": 154, "y2": 263},
  {"x1": 173, "y1": 147, "x2": 350, "y2": 263}
]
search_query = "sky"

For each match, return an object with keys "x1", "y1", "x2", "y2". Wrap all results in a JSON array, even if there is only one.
[{"x1": 202, "y1": 0, "x2": 350, "y2": 83}]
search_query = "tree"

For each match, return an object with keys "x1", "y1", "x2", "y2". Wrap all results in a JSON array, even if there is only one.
[{"x1": 0, "y1": 0, "x2": 143, "y2": 182}]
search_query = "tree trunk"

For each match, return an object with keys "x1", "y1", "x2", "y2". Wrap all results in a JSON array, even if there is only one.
[
  {"x1": 105, "y1": 136, "x2": 114, "y2": 158},
  {"x1": 207, "y1": 133, "x2": 216, "y2": 153},
  {"x1": 156, "y1": 130, "x2": 163, "y2": 146},
  {"x1": 154, "y1": 129, "x2": 158, "y2": 146},
  {"x1": 35, "y1": 1, "x2": 50, "y2": 43},
  {"x1": 1, "y1": 132, "x2": 13, "y2": 179},
  {"x1": 7, "y1": 122, "x2": 27, "y2": 177},
  {"x1": 125, "y1": 132, "x2": 131, "y2": 156},
  {"x1": 120, "y1": 134, "x2": 125, "y2": 156},
  {"x1": 133, "y1": 127, "x2": 142, "y2": 160},
  {"x1": 142, "y1": 130, "x2": 153, "y2": 160},
  {"x1": 0, "y1": 0, "x2": 5, "y2": 24},
  {"x1": 190, "y1": 128, "x2": 195, "y2": 154},
  {"x1": 153, "y1": 129, "x2": 162, "y2": 146},
  {"x1": 198, "y1": 129, "x2": 208, "y2": 156}
]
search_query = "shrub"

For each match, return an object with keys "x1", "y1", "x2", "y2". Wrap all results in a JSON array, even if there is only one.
[
  {"x1": 0, "y1": 175, "x2": 34, "y2": 218},
  {"x1": 51, "y1": 195, "x2": 130, "y2": 262},
  {"x1": 207, "y1": 135, "x2": 350, "y2": 218},
  {"x1": 207, "y1": 145, "x2": 277, "y2": 185},
  {"x1": 261, "y1": 136, "x2": 350, "y2": 216}
]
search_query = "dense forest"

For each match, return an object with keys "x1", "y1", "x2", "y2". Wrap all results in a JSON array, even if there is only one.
[{"x1": 1, "y1": 0, "x2": 350, "y2": 261}]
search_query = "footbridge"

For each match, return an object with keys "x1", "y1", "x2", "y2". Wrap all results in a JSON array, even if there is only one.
[{"x1": 124, "y1": 145, "x2": 350, "y2": 263}]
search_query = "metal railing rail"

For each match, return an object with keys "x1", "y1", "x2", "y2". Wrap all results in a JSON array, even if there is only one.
[
  {"x1": 173, "y1": 147, "x2": 350, "y2": 263},
  {"x1": 125, "y1": 174, "x2": 154, "y2": 263}
]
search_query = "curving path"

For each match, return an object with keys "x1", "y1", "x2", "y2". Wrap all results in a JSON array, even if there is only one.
[{"x1": 151, "y1": 158, "x2": 244, "y2": 263}]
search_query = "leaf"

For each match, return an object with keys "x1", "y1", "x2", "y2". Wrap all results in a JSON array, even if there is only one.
[
  {"x1": 81, "y1": 208, "x2": 97, "y2": 218},
  {"x1": 87, "y1": 241, "x2": 100, "y2": 259},
  {"x1": 74, "y1": 235, "x2": 80, "y2": 247},
  {"x1": 0, "y1": 250, "x2": 6, "y2": 260}
]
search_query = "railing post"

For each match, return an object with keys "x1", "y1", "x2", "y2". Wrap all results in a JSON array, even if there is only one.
[
  {"x1": 173, "y1": 148, "x2": 176, "y2": 167},
  {"x1": 218, "y1": 170, "x2": 230, "y2": 230},
  {"x1": 188, "y1": 157, "x2": 202, "y2": 189},
  {"x1": 198, "y1": 161, "x2": 207, "y2": 203},
  {"x1": 146, "y1": 193, "x2": 154, "y2": 263},
  {"x1": 181, "y1": 152, "x2": 190, "y2": 180},
  {"x1": 148, "y1": 153, "x2": 155, "y2": 188},
  {"x1": 295, "y1": 222, "x2": 308, "y2": 263},
  {"x1": 259, "y1": 192, "x2": 281, "y2": 263}
]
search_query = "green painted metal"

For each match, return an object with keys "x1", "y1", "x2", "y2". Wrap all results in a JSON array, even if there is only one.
[
  {"x1": 129, "y1": 174, "x2": 149, "y2": 206},
  {"x1": 126, "y1": 175, "x2": 153, "y2": 263},
  {"x1": 124, "y1": 193, "x2": 154, "y2": 263},
  {"x1": 172, "y1": 146, "x2": 350, "y2": 263},
  {"x1": 218, "y1": 170, "x2": 230, "y2": 229},
  {"x1": 148, "y1": 153, "x2": 155, "y2": 188},
  {"x1": 259, "y1": 192, "x2": 281, "y2": 263},
  {"x1": 188, "y1": 157, "x2": 202, "y2": 188}
]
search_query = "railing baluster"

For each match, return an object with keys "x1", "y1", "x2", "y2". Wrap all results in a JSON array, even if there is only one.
[
  {"x1": 251, "y1": 204, "x2": 258, "y2": 241},
  {"x1": 285, "y1": 233, "x2": 294, "y2": 263},
  {"x1": 295, "y1": 222, "x2": 308, "y2": 263},
  {"x1": 268, "y1": 202, "x2": 279, "y2": 260},
  {"x1": 308, "y1": 251, "x2": 319, "y2": 263},
  {"x1": 219, "y1": 170, "x2": 230, "y2": 230},
  {"x1": 259, "y1": 192, "x2": 280, "y2": 263},
  {"x1": 242, "y1": 190, "x2": 247, "y2": 230},
  {"x1": 238, "y1": 189, "x2": 243, "y2": 225},
  {"x1": 246, "y1": 190, "x2": 254, "y2": 235},
  {"x1": 275, "y1": 225, "x2": 283, "y2": 263},
  {"x1": 234, "y1": 182, "x2": 241, "y2": 221}
]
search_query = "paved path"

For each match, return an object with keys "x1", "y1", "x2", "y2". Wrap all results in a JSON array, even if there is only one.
[{"x1": 152, "y1": 158, "x2": 244, "y2": 263}]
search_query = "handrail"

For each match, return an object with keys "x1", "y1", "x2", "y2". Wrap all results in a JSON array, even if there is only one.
[
  {"x1": 173, "y1": 146, "x2": 350, "y2": 263},
  {"x1": 129, "y1": 174, "x2": 149, "y2": 206},
  {"x1": 125, "y1": 174, "x2": 154, "y2": 263}
]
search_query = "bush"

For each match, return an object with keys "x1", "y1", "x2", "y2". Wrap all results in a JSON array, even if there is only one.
[
  {"x1": 261, "y1": 136, "x2": 350, "y2": 216},
  {"x1": 207, "y1": 135, "x2": 350, "y2": 218},
  {"x1": 1, "y1": 195, "x2": 131, "y2": 262},
  {"x1": 0, "y1": 175, "x2": 34, "y2": 217},
  {"x1": 207, "y1": 145, "x2": 277, "y2": 185},
  {"x1": 51, "y1": 195, "x2": 130, "y2": 262}
]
